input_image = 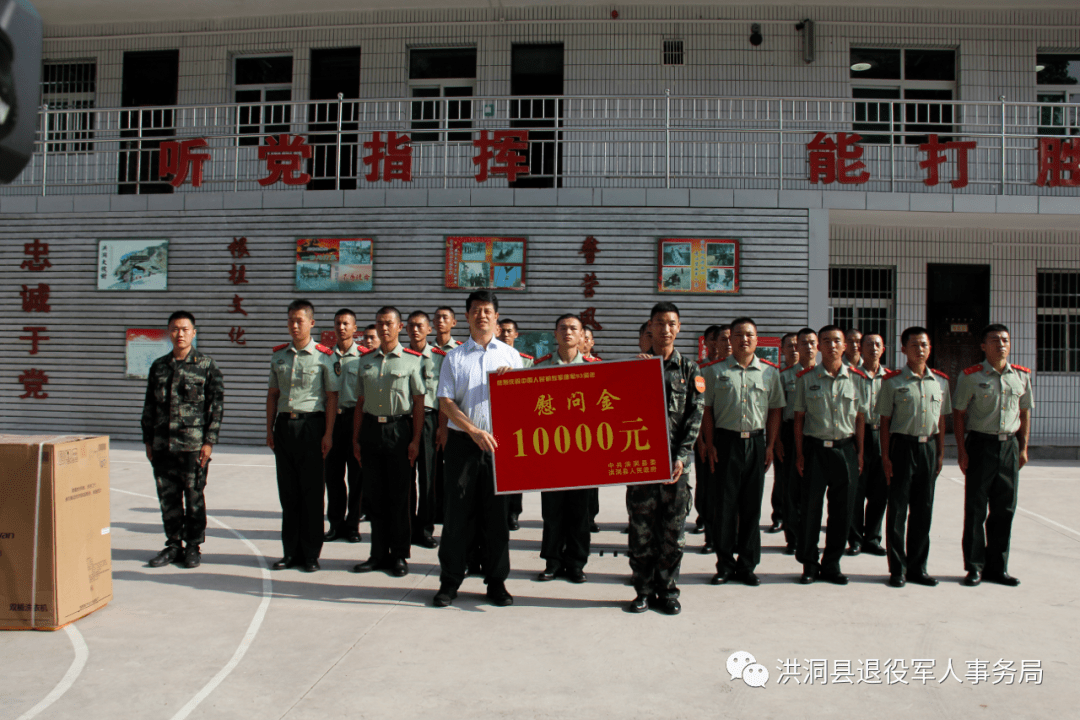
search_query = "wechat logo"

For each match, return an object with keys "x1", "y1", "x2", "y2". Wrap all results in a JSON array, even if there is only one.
[{"x1": 727, "y1": 651, "x2": 770, "y2": 688}]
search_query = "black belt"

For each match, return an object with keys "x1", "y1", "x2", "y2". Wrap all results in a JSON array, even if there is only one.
[
  {"x1": 970, "y1": 430, "x2": 1016, "y2": 442},
  {"x1": 338, "y1": 406, "x2": 355, "y2": 414},
  {"x1": 425, "y1": 408, "x2": 439, "y2": 415},
  {"x1": 279, "y1": 411, "x2": 324, "y2": 420},
  {"x1": 893, "y1": 433, "x2": 934, "y2": 443},
  {"x1": 806, "y1": 435, "x2": 854, "y2": 449},
  {"x1": 364, "y1": 412, "x2": 410, "y2": 424},
  {"x1": 867, "y1": 424, "x2": 880, "y2": 431},
  {"x1": 716, "y1": 427, "x2": 764, "y2": 439}
]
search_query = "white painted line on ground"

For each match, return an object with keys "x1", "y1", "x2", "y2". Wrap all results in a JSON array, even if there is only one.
[
  {"x1": 14, "y1": 625, "x2": 88, "y2": 720},
  {"x1": 944, "y1": 476, "x2": 1080, "y2": 540},
  {"x1": 111, "y1": 459, "x2": 275, "y2": 469},
  {"x1": 114, "y1": 488, "x2": 274, "y2": 720}
]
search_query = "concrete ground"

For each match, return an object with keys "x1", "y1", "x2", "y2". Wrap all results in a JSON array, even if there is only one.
[{"x1": 3, "y1": 442, "x2": 1078, "y2": 720}]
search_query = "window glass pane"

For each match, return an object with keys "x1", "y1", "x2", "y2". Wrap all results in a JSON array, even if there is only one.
[
  {"x1": 235, "y1": 56, "x2": 293, "y2": 86},
  {"x1": 1037, "y1": 53, "x2": 1080, "y2": 86},
  {"x1": 1037, "y1": 272, "x2": 1080, "y2": 309},
  {"x1": 850, "y1": 48, "x2": 901, "y2": 79},
  {"x1": 905, "y1": 50, "x2": 956, "y2": 81},
  {"x1": 1071, "y1": 316, "x2": 1080, "y2": 373},
  {"x1": 410, "y1": 48, "x2": 477, "y2": 80},
  {"x1": 1037, "y1": 314, "x2": 1067, "y2": 372},
  {"x1": 852, "y1": 87, "x2": 900, "y2": 144}
]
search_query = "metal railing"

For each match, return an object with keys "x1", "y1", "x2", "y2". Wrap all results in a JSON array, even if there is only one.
[{"x1": 5, "y1": 93, "x2": 1079, "y2": 196}]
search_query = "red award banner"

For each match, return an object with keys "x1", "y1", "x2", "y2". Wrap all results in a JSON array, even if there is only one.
[{"x1": 489, "y1": 358, "x2": 673, "y2": 493}]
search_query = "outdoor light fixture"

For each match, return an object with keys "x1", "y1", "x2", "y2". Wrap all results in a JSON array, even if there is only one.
[
  {"x1": 795, "y1": 19, "x2": 815, "y2": 64},
  {"x1": 851, "y1": 62, "x2": 872, "y2": 72},
  {"x1": 1035, "y1": 64, "x2": 1045, "y2": 72},
  {"x1": 749, "y1": 24, "x2": 763, "y2": 47}
]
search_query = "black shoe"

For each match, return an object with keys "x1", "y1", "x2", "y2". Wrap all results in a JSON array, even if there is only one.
[
  {"x1": 627, "y1": 594, "x2": 650, "y2": 613},
  {"x1": 508, "y1": 515, "x2": 520, "y2": 531},
  {"x1": 345, "y1": 532, "x2": 363, "y2": 543},
  {"x1": 710, "y1": 569, "x2": 734, "y2": 585},
  {"x1": 567, "y1": 568, "x2": 587, "y2": 584},
  {"x1": 766, "y1": 521, "x2": 783, "y2": 534},
  {"x1": 782, "y1": 545, "x2": 797, "y2": 555},
  {"x1": 352, "y1": 558, "x2": 382, "y2": 573},
  {"x1": 963, "y1": 570, "x2": 982, "y2": 587},
  {"x1": 303, "y1": 559, "x2": 320, "y2": 573},
  {"x1": 413, "y1": 535, "x2": 438, "y2": 549},
  {"x1": 183, "y1": 546, "x2": 202, "y2": 569},
  {"x1": 537, "y1": 564, "x2": 559, "y2": 582},
  {"x1": 736, "y1": 569, "x2": 761, "y2": 587},
  {"x1": 589, "y1": 523, "x2": 600, "y2": 533},
  {"x1": 148, "y1": 547, "x2": 181, "y2": 568},
  {"x1": 983, "y1": 571, "x2": 1020, "y2": 587},
  {"x1": 799, "y1": 565, "x2": 818, "y2": 585},
  {"x1": 433, "y1": 585, "x2": 457, "y2": 607},
  {"x1": 272, "y1": 556, "x2": 299, "y2": 571},
  {"x1": 486, "y1": 581, "x2": 514, "y2": 607},
  {"x1": 324, "y1": 526, "x2": 341, "y2": 542},
  {"x1": 863, "y1": 542, "x2": 887, "y2": 556},
  {"x1": 701, "y1": 542, "x2": 714, "y2": 554},
  {"x1": 660, "y1": 598, "x2": 682, "y2": 615},
  {"x1": 389, "y1": 559, "x2": 408, "y2": 577},
  {"x1": 888, "y1": 574, "x2": 906, "y2": 588},
  {"x1": 819, "y1": 570, "x2": 849, "y2": 585},
  {"x1": 907, "y1": 572, "x2": 938, "y2": 587},
  {"x1": 846, "y1": 543, "x2": 862, "y2": 556}
]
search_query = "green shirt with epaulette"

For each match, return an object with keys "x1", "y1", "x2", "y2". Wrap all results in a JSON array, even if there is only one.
[
  {"x1": 952, "y1": 360, "x2": 1034, "y2": 435},
  {"x1": 355, "y1": 343, "x2": 425, "y2": 416},
  {"x1": 660, "y1": 349, "x2": 705, "y2": 469},
  {"x1": 332, "y1": 341, "x2": 365, "y2": 410},
  {"x1": 415, "y1": 343, "x2": 446, "y2": 411},
  {"x1": 779, "y1": 364, "x2": 803, "y2": 422},
  {"x1": 518, "y1": 351, "x2": 535, "y2": 369},
  {"x1": 842, "y1": 354, "x2": 864, "y2": 370},
  {"x1": 875, "y1": 365, "x2": 952, "y2": 437},
  {"x1": 141, "y1": 348, "x2": 225, "y2": 452},
  {"x1": 860, "y1": 363, "x2": 889, "y2": 427},
  {"x1": 701, "y1": 354, "x2": 785, "y2": 432},
  {"x1": 268, "y1": 339, "x2": 339, "y2": 413},
  {"x1": 793, "y1": 363, "x2": 870, "y2": 441},
  {"x1": 439, "y1": 339, "x2": 461, "y2": 354},
  {"x1": 532, "y1": 350, "x2": 585, "y2": 367}
]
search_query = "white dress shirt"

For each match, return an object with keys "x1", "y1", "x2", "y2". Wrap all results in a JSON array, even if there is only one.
[{"x1": 436, "y1": 335, "x2": 523, "y2": 433}]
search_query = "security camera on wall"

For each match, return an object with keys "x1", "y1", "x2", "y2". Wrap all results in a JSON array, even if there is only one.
[{"x1": 0, "y1": 0, "x2": 42, "y2": 184}]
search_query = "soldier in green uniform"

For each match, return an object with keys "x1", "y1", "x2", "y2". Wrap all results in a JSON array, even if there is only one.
[
  {"x1": 325, "y1": 308, "x2": 368, "y2": 544},
  {"x1": 848, "y1": 332, "x2": 889, "y2": 557},
  {"x1": 533, "y1": 314, "x2": 600, "y2": 584},
  {"x1": 406, "y1": 310, "x2": 445, "y2": 549},
  {"x1": 351, "y1": 307, "x2": 426, "y2": 578},
  {"x1": 843, "y1": 328, "x2": 864, "y2": 369},
  {"x1": 142, "y1": 311, "x2": 224, "y2": 569},
  {"x1": 953, "y1": 324, "x2": 1033, "y2": 587},
  {"x1": 877, "y1": 326, "x2": 951, "y2": 588},
  {"x1": 432, "y1": 306, "x2": 461, "y2": 527},
  {"x1": 497, "y1": 317, "x2": 534, "y2": 531},
  {"x1": 793, "y1": 325, "x2": 869, "y2": 585},
  {"x1": 700, "y1": 318, "x2": 785, "y2": 586},
  {"x1": 767, "y1": 331, "x2": 800, "y2": 536},
  {"x1": 626, "y1": 302, "x2": 704, "y2": 615},
  {"x1": 267, "y1": 299, "x2": 339, "y2": 573},
  {"x1": 691, "y1": 325, "x2": 724, "y2": 542},
  {"x1": 778, "y1": 329, "x2": 816, "y2": 555},
  {"x1": 360, "y1": 324, "x2": 379, "y2": 351}
]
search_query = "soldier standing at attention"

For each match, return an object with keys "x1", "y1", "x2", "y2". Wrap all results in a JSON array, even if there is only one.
[
  {"x1": 351, "y1": 307, "x2": 426, "y2": 578},
  {"x1": 496, "y1": 317, "x2": 533, "y2": 531},
  {"x1": 848, "y1": 332, "x2": 889, "y2": 557},
  {"x1": 843, "y1": 328, "x2": 864, "y2": 369},
  {"x1": 779, "y1": 328, "x2": 818, "y2": 556},
  {"x1": 433, "y1": 291, "x2": 522, "y2": 608},
  {"x1": 432, "y1": 306, "x2": 462, "y2": 525},
  {"x1": 877, "y1": 326, "x2": 951, "y2": 588},
  {"x1": 325, "y1": 308, "x2": 367, "y2": 544},
  {"x1": 433, "y1": 306, "x2": 461, "y2": 353},
  {"x1": 767, "y1": 331, "x2": 800, "y2": 536},
  {"x1": 691, "y1": 325, "x2": 723, "y2": 538},
  {"x1": 406, "y1": 310, "x2": 445, "y2": 549},
  {"x1": 582, "y1": 327, "x2": 600, "y2": 361},
  {"x1": 359, "y1": 324, "x2": 380, "y2": 351},
  {"x1": 626, "y1": 302, "x2": 703, "y2": 615},
  {"x1": 694, "y1": 325, "x2": 732, "y2": 553},
  {"x1": 267, "y1": 300, "x2": 338, "y2": 573},
  {"x1": 793, "y1": 325, "x2": 869, "y2": 585},
  {"x1": 701, "y1": 318, "x2": 784, "y2": 587},
  {"x1": 637, "y1": 322, "x2": 653, "y2": 355},
  {"x1": 142, "y1": 311, "x2": 224, "y2": 569},
  {"x1": 953, "y1": 324, "x2": 1033, "y2": 587},
  {"x1": 533, "y1": 314, "x2": 600, "y2": 583}
]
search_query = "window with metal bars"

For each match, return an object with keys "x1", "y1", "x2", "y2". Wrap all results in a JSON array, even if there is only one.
[
  {"x1": 234, "y1": 55, "x2": 293, "y2": 146},
  {"x1": 408, "y1": 48, "x2": 477, "y2": 142},
  {"x1": 829, "y1": 266, "x2": 896, "y2": 341},
  {"x1": 1036, "y1": 271, "x2": 1080, "y2": 373},
  {"x1": 663, "y1": 40, "x2": 684, "y2": 66},
  {"x1": 42, "y1": 61, "x2": 96, "y2": 153},
  {"x1": 850, "y1": 48, "x2": 956, "y2": 144}
]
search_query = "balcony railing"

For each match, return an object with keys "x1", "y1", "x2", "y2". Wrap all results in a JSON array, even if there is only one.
[{"x1": 4, "y1": 94, "x2": 1079, "y2": 196}]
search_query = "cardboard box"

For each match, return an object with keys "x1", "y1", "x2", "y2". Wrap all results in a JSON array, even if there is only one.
[{"x1": 0, "y1": 435, "x2": 112, "y2": 631}]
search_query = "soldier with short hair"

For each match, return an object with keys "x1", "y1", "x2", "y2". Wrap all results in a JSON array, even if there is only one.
[
  {"x1": 767, "y1": 331, "x2": 800, "y2": 537},
  {"x1": 406, "y1": 310, "x2": 445, "y2": 549},
  {"x1": 142, "y1": 311, "x2": 224, "y2": 569},
  {"x1": 848, "y1": 332, "x2": 889, "y2": 557},
  {"x1": 778, "y1": 328, "x2": 818, "y2": 555},
  {"x1": 324, "y1": 308, "x2": 367, "y2": 544}
]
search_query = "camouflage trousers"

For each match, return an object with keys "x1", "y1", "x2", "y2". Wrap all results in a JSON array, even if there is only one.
[
  {"x1": 152, "y1": 450, "x2": 208, "y2": 548},
  {"x1": 626, "y1": 474, "x2": 693, "y2": 600}
]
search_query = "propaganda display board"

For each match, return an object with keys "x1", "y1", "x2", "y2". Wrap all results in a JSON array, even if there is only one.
[
  {"x1": 97, "y1": 239, "x2": 169, "y2": 291},
  {"x1": 124, "y1": 328, "x2": 196, "y2": 379},
  {"x1": 755, "y1": 336, "x2": 782, "y2": 365},
  {"x1": 295, "y1": 238, "x2": 374, "y2": 292},
  {"x1": 489, "y1": 357, "x2": 673, "y2": 493},
  {"x1": 657, "y1": 238, "x2": 739, "y2": 294},
  {"x1": 444, "y1": 236, "x2": 527, "y2": 291}
]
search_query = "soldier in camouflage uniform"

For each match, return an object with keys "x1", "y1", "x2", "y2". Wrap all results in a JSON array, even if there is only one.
[
  {"x1": 626, "y1": 302, "x2": 704, "y2": 616},
  {"x1": 141, "y1": 311, "x2": 224, "y2": 569}
]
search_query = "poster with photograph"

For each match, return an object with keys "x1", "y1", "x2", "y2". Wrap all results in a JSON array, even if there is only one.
[
  {"x1": 98, "y1": 239, "x2": 169, "y2": 290},
  {"x1": 125, "y1": 328, "x2": 197, "y2": 379},
  {"x1": 295, "y1": 238, "x2": 374, "y2": 292},
  {"x1": 755, "y1": 336, "x2": 782, "y2": 366},
  {"x1": 445, "y1": 236, "x2": 527, "y2": 291},
  {"x1": 516, "y1": 331, "x2": 556, "y2": 361},
  {"x1": 657, "y1": 238, "x2": 740, "y2": 294}
]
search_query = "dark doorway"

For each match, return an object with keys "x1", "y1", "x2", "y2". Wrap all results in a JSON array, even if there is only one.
[
  {"x1": 308, "y1": 47, "x2": 361, "y2": 190},
  {"x1": 118, "y1": 50, "x2": 179, "y2": 194},
  {"x1": 927, "y1": 264, "x2": 990, "y2": 420},
  {"x1": 510, "y1": 44, "x2": 563, "y2": 188}
]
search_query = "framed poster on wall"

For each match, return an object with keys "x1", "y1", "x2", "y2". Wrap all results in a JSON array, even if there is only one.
[
  {"x1": 656, "y1": 238, "x2": 739, "y2": 294},
  {"x1": 125, "y1": 328, "x2": 197, "y2": 379},
  {"x1": 295, "y1": 238, "x2": 374, "y2": 292},
  {"x1": 445, "y1": 236, "x2": 527, "y2": 291},
  {"x1": 755, "y1": 336, "x2": 782, "y2": 366},
  {"x1": 97, "y1": 239, "x2": 169, "y2": 290}
]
